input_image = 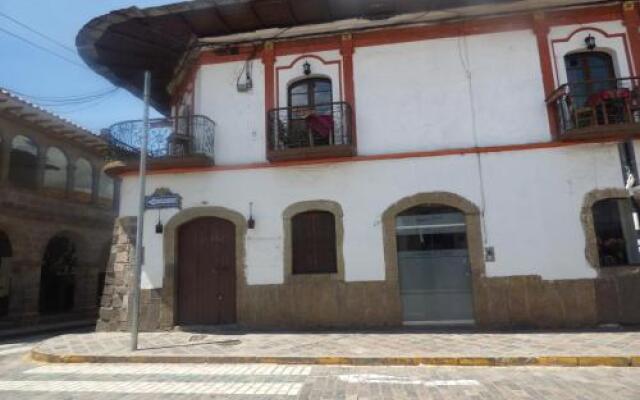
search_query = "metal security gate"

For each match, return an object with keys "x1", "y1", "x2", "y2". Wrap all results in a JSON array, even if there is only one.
[{"x1": 396, "y1": 206, "x2": 474, "y2": 325}]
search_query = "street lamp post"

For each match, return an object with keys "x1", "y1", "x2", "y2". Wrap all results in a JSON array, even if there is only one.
[{"x1": 131, "y1": 70, "x2": 151, "y2": 351}]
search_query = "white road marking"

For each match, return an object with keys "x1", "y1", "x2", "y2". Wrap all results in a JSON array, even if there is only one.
[
  {"x1": 25, "y1": 363, "x2": 312, "y2": 376},
  {"x1": 338, "y1": 374, "x2": 480, "y2": 387},
  {"x1": 0, "y1": 380, "x2": 304, "y2": 395},
  {"x1": 0, "y1": 345, "x2": 33, "y2": 356}
]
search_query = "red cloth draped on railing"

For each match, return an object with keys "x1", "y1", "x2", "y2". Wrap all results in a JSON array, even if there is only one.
[
  {"x1": 305, "y1": 114, "x2": 333, "y2": 138},
  {"x1": 587, "y1": 88, "x2": 631, "y2": 107}
]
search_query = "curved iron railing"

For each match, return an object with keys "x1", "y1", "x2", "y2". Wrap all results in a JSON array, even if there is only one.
[
  {"x1": 104, "y1": 115, "x2": 215, "y2": 161},
  {"x1": 267, "y1": 102, "x2": 353, "y2": 151},
  {"x1": 546, "y1": 77, "x2": 640, "y2": 137}
]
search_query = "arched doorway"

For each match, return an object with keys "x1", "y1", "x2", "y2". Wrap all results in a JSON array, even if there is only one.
[
  {"x1": 39, "y1": 236, "x2": 77, "y2": 314},
  {"x1": 177, "y1": 217, "x2": 236, "y2": 326},
  {"x1": 395, "y1": 205, "x2": 474, "y2": 325},
  {"x1": 0, "y1": 230, "x2": 12, "y2": 317}
]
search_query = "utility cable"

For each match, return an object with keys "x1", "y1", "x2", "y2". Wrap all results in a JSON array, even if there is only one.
[
  {"x1": 0, "y1": 11, "x2": 77, "y2": 55},
  {"x1": 4, "y1": 87, "x2": 119, "y2": 104},
  {"x1": 0, "y1": 26, "x2": 88, "y2": 70}
]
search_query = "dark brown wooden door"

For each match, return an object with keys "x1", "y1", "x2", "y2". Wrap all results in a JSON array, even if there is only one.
[{"x1": 177, "y1": 217, "x2": 236, "y2": 325}]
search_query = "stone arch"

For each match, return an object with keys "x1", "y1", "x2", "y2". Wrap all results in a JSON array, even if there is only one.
[
  {"x1": 38, "y1": 233, "x2": 81, "y2": 314},
  {"x1": 0, "y1": 228, "x2": 12, "y2": 317},
  {"x1": 282, "y1": 200, "x2": 345, "y2": 283},
  {"x1": 381, "y1": 192, "x2": 486, "y2": 320},
  {"x1": 8, "y1": 134, "x2": 39, "y2": 189},
  {"x1": 580, "y1": 187, "x2": 636, "y2": 272},
  {"x1": 160, "y1": 206, "x2": 248, "y2": 328}
]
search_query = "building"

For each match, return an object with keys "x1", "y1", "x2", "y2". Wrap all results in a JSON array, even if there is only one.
[
  {"x1": 0, "y1": 88, "x2": 115, "y2": 328},
  {"x1": 80, "y1": 0, "x2": 640, "y2": 331}
]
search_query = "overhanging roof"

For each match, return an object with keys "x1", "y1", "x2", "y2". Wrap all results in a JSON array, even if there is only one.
[{"x1": 76, "y1": 0, "x2": 605, "y2": 114}]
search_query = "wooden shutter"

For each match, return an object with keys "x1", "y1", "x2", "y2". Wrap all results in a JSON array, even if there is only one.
[{"x1": 291, "y1": 211, "x2": 337, "y2": 274}]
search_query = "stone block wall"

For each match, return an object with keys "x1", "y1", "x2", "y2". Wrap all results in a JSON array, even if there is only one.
[
  {"x1": 96, "y1": 216, "x2": 639, "y2": 331},
  {"x1": 96, "y1": 217, "x2": 135, "y2": 332},
  {"x1": 473, "y1": 276, "x2": 599, "y2": 329}
]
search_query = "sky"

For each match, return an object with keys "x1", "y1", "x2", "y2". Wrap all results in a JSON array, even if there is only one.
[{"x1": 0, "y1": 0, "x2": 180, "y2": 132}]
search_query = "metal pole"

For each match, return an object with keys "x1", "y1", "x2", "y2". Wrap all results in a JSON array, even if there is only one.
[{"x1": 131, "y1": 70, "x2": 151, "y2": 351}]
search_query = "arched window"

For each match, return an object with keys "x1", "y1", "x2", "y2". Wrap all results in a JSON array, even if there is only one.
[
  {"x1": 291, "y1": 210, "x2": 337, "y2": 274},
  {"x1": 9, "y1": 135, "x2": 38, "y2": 188},
  {"x1": 592, "y1": 198, "x2": 640, "y2": 267},
  {"x1": 286, "y1": 78, "x2": 333, "y2": 148},
  {"x1": 98, "y1": 170, "x2": 114, "y2": 201},
  {"x1": 288, "y1": 77, "x2": 332, "y2": 109},
  {"x1": 74, "y1": 158, "x2": 93, "y2": 196},
  {"x1": 565, "y1": 52, "x2": 616, "y2": 107},
  {"x1": 43, "y1": 147, "x2": 68, "y2": 190}
]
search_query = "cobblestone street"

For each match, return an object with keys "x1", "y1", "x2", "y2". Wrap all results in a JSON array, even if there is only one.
[{"x1": 1, "y1": 333, "x2": 640, "y2": 399}]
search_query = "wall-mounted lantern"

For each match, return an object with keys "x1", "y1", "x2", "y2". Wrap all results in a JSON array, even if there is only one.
[
  {"x1": 248, "y1": 202, "x2": 256, "y2": 229},
  {"x1": 155, "y1": 210, "x2": 164, "y2": 234},
  {"x1": 302, "y1": 60, "x2": 311, "y2": 76},
  {"x1": 585, "y1": 34, "x2": 596, "y2": 51}
]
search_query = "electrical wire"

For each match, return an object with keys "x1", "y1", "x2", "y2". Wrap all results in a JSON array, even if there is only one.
[
  {"x1": 0, "y1": 26, "x2": 88, "y2": 70},
  {"x1": 56, "y1": 89, "x2": 120, "y2": 114},
  {"x1": 4, "y1": 87, "x2": 120, "y2": 104},
  {"x1": 0, "y1": 11, "x2": 77, "y2": 55}
]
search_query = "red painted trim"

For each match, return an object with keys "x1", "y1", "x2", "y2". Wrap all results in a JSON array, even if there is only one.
[
  {"x1": 533, "y1": 14, "x2": 558, "y2": 139},
  {"x1": 543, "y1": 4, "x2": 621, "y2": 26},
  {"x1": 116, "y1": 138, "x2": 622, "y2": 178},
  {"x1": 187, "y1": 5, "x2": 624, "y2": 69},
  {"x1": 622, "y1": 2, "x2": 640, "y2": 75},
  {"x1": 340, "y1": 34, "x2": 357, "y2": 150},
  {"x1": 274, "y1": 36, "x2": 341, "y2": 57},
  {"x1": 262, "y1": 43, "x2": 276, "y2": 161},
  {"x1": 274, "y1": 54, "x2": 342, "y2": 109},
  {"x1": 550, "y1": 27, "x2": 634, "y2": 86}
]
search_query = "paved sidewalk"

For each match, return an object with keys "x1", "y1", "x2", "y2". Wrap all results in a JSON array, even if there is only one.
[{"x1": 31, "y1": 329, "x2": 640, "y2": 366}]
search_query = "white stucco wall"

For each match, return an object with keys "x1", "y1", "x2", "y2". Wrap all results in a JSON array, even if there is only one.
[
  {"x1": 196, "y1": 61, "x2": 267, "y2": 165},
  {"x1": 194, "y1": 30, "x2": 551, "y2": 165},
  {"x1": 353, "y1": 30, "x2": 550, "y2": 155},
  {"x1": 120, "y1": 142, "x2": 624, "y2": 289}
]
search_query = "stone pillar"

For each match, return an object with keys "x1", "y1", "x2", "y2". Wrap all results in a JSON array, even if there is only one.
[
  {"x1": 35, "y1": 148, "x2": 47, "y2": 190},
  {"x1": 90, "y1": 165, "x2": 100, "y2": 205},
  {"x1": 66, "y1": 162, "x2": 75, "y2": 197},
  {"x1": 95, "y1": 217, "x2": 136, "y2": 331},
  {"x1": 72, "y1": 263, "x2": 99, "y2": 318},
  {"x1": 0, "y1": 134, "x2": 11, "y2": 184},
  {"x1": 8, "y1": 256, "x2": 41, "y2": 325}
]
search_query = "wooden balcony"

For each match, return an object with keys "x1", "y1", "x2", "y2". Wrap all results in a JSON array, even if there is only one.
[
  {"x1": 547, "y1": 77, "x2": 640, "y2": 142},
  {"x1": 266, "y1": 102, "x2": 355, "y2": 162},
  {"x1": 103, "y1": 115, "x2": 215, "y2": 175}
]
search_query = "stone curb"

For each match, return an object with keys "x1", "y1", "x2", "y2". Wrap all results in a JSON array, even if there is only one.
[{"x1": 30, "y1": 349, "x2": 640, "y2": 367}]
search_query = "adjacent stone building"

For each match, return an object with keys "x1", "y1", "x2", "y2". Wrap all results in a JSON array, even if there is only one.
[{"x1": 0, "y1": 88, "x2": 115, "y2": 329}]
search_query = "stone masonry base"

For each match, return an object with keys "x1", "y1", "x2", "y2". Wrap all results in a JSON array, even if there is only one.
[{"x1": 96, "y1": 217, "x2": 640, "y2": 331}]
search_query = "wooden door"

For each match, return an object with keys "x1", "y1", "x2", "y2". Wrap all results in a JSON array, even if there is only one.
[{"x1": 177, "y1": 217, "x2": 236, "y2": 325}]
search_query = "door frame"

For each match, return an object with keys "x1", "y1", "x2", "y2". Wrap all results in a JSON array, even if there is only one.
[
  {"x1": 161, "y1": 207, "x2": 248, "y2": 329},
  {"x1": 381, "y1": 192, "x2": 486, "y2": 325}
]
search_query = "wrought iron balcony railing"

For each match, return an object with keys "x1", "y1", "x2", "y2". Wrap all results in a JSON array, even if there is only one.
[
  {"x1": 267, "y1": 102, "x2": 354, "y2": 161},
  {"x1": 104, "y1": 115, "x2": 215, "y2": 163},
  {"x1": 547, "y1": 77, "x2": 640, "y2": 140}
]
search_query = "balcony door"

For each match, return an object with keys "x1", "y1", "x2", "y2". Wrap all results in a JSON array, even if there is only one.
[
  {"x1": 565, "y1": 52, "x2": 616, "y2": 107},
  {"x1": 287, "y1": 78, "x2": 332, "y2": 147}
]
